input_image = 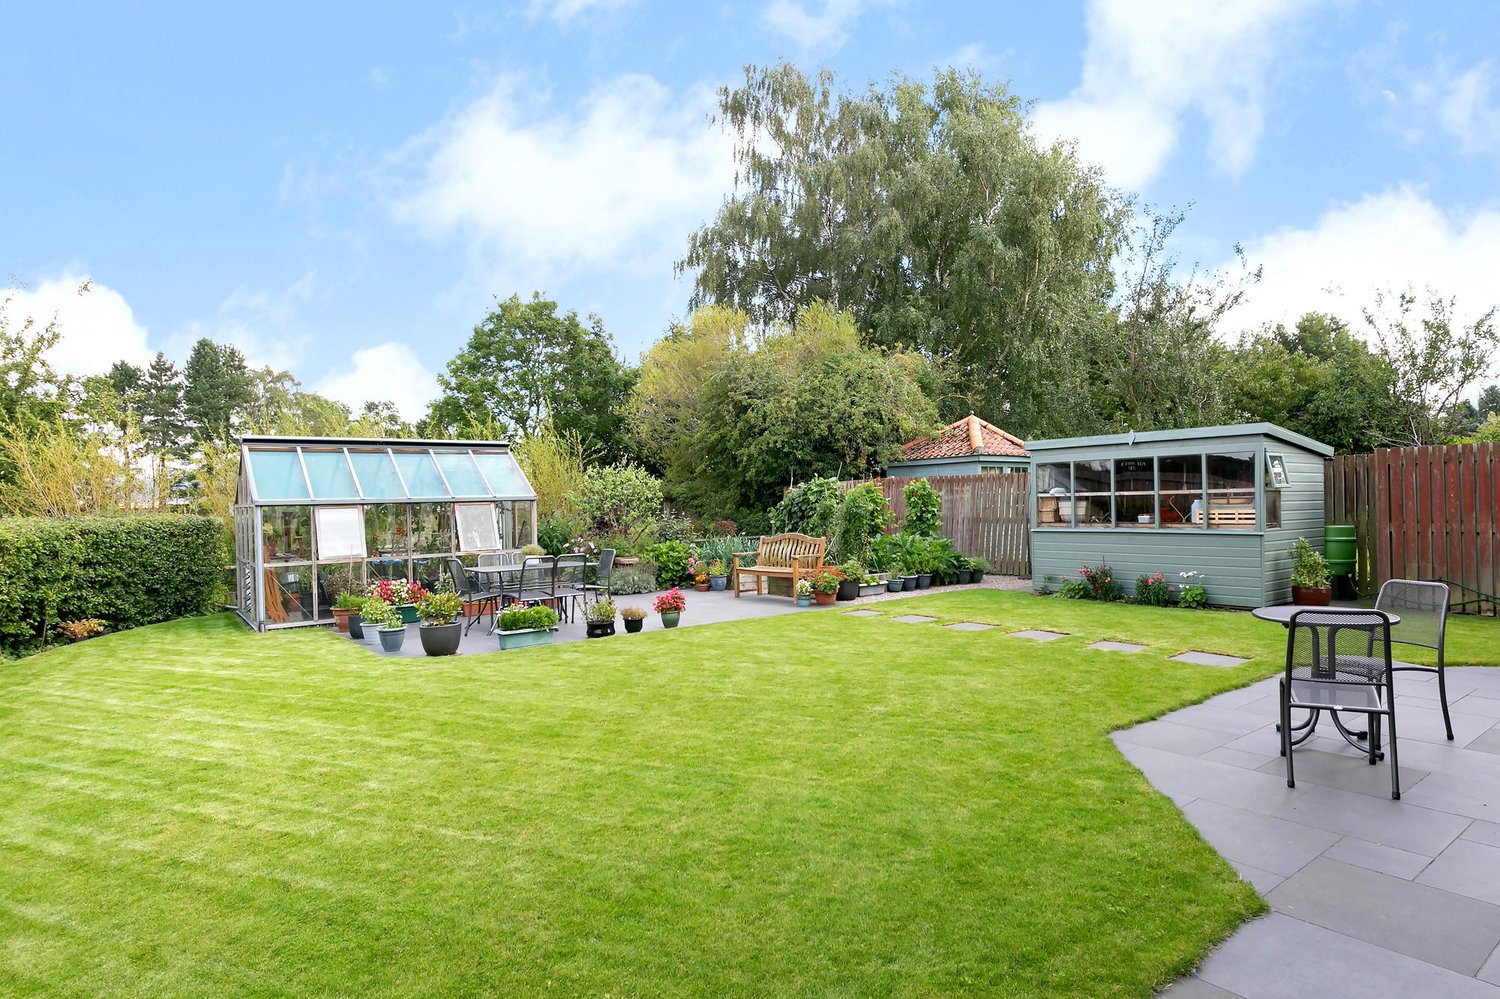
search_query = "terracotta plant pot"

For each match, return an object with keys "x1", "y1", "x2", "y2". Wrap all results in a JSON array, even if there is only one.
[
  {"x1": 331, "y1": 607, "x2": 352, "y2": 633},
  {"x1": 813, "y1": 590, "x2": 836, "y2": 606},
  {"x1": 694, "y1": 581, "x2": 710, "y2": 591},
  {"x1": 1291, "y1": 585, "x2": 1333, "y2": 606}
]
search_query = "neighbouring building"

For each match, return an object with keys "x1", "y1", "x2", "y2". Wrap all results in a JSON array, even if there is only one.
[{"x1": 888, "y1": 414, "x2": 1030, "y2": 478}]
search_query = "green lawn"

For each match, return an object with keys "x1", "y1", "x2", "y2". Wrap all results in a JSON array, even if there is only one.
[{"x1": 2, "y1": 592, "x2": 1496, "y2": 997}]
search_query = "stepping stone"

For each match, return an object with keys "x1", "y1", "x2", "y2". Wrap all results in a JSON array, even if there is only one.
[
  {"x1": 842, "y1": 610, "x2": 880, "y2": 617},
  {"x1": 890, "y1": 614, "x2": 938, "y2": 624},
  {"x1": 945, "y1": 622, "x2": 995, "y2": 632},
  {"x1": 1090, "y1": 640, "x2": 1149, "y2": 653},
  {"x1": 1010, "y1": 629, "x2": 1068, "y2": 641},
  {"x1": 1170, "y1": 651, "x2": 1250, "y2": 668}
]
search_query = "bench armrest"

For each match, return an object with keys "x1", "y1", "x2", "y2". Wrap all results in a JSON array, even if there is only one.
[{"x1": 732, "y1": 550, "x2": 758, "y2": 559}]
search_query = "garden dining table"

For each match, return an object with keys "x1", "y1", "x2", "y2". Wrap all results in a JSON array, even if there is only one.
[
  {"x1": 1250, "y1": 604, "x2": 1399, "y2": 751},
  {"x1": 468, "y1": 561, "x2": 598, "y2": 633}
]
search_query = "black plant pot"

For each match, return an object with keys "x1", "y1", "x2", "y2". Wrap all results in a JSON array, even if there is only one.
[
  {"x1": 420, "y1": 621, "x2": 462, "y2": 656},
  {"x1": 348, "y1": 613, "x2": 365, "y2": 640},
  {"x1": 836, "y1": 579, "x2": 860, "y2": 601},
  {"x1": 623, "y1": 618, "x2": 644, "y2": 633},
  {"x1": 902, "y1": 575, "x2": 918, "y2": 591},
  {"x1": 957, "y1": 569, "x2": 974, "y2": 584},
  {"x1": 916, "y1": 574, "x2": 933, "y2": 589},
  {"x1": 586, "y1": 621, "x2": 616, "y2": 639}
]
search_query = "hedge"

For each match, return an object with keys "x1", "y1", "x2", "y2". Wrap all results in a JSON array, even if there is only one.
[{"x1": 0, "y1": 515, "x2": 224, "y2": 652}]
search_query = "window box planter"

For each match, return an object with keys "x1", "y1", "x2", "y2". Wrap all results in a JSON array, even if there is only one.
[
  {"x1": 498, "y1": 627, "x2": 555, "y2": 650},
  {"x1": 858, "y1": 582, "x2": 886, "y2": 598},
  {"x1": 397, "y1": 603, "x2": 420, "y2": 625},
  {"x1": 377, "y1": 625, "x2": 407, "y2": 653},
  {"x1": 419, "y1": 622, "x2": 462, "y2": 656}
]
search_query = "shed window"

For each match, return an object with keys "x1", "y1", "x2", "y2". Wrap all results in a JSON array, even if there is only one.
[
  {"x1": 1073, "y1": 460, "x2": 1112, "y2": 526},
  {"x1": 1035, "y1": 462, "x2": 1073, "y2": 525},
  {"x1": 1205, "y1": 452, "x2": 1256, "y2": 531},
  {"x1": 1113, "y1": 457, "x2": 1155, "y2": 527},
  {"x1": 1158, "y1": 454, "x2": 1204, "y2": 529}
]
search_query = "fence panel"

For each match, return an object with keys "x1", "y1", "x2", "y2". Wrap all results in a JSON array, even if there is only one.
[{"x1": 842, "y1": 474, "x2": 1031, "y2": 576}]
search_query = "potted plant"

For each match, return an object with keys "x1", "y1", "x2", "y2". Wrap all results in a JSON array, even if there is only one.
[
  {"x1": 654, "y1": 587, "x2": 687, "y2": 627},
  {"x1": 331, "y1": 592, "x2": 364, "y2": 634},
  {"x1": 372, "y1": 601, "x2": 407, "y2": 653},
  {"x1": 416, "y1": 587, "x2": 464, "y2": 656},
  {"x1": 708, "y1": 560, "x2": 728, "y2": 591},
  {"x1": 370, "y1": 578, "x2": 427, "y2": 625},
  {"x1": 886, "y1": 562, "x2": 906, "y2": 593},
  {"x1": 811, "y1": 568, "x2": 843, "y2": 606},
  {"x1": 586, "y1": 599, "x2": 617, "y2": 638},
  {"x1": 690, "y1": 557, "x2": 710, "y2": 591},
  {"x1": 1290, "y1": 536, "x2": 1332, "y2": 605},
  {"x1": 621, "y1": 605, "x2": 647, "y2": 633},
  {"x1": 498, "y1": 603, "x2": 559, "y2": 650},
  {"x1": 968, "y1": 556, "x2": 988, "y2": 583},
  {"x1": 857, "y1": 573, "x2": 885, "y2": 598},
  {"x1": 795, "y1": 578, "x2": 813, "y2": 607},
  {"x1": 956, "y1": 557, "x2": 975, "y2": 585},
  {"x1": 836, "y1": 561, "x2": 863, "y2": 601}
]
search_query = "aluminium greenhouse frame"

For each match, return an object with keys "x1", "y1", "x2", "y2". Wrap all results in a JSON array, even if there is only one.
[{"x1": 232, "y1": 435, "x2": 538, "y2": 631}]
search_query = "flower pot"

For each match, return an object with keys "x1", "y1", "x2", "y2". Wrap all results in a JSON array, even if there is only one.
[
  {"x1": 813, "y1": 590, "x2": 836, "y2": 606},
  {"x1": 586, "y1": 620, "x2": 616, "y2": 639},
  {"x1": 1291, "y1": 585, "x2": 1333, "y2": 606},
  {"x1": 660, "y1": 611, "x2": 681, "y2": 628},
  {"x1": 348, "y1": 613, "x2": 365, "y2": 640},
  {"x1": 709, "y1": 575, "x2": 727, "y2": 591},
  {"x1": 902, "y1": 575, "x2": 918, "y2": 591},
  {"x1": 331, "y1": 607, "x2": 353, "y2": 633},
  {"x1": 398, "y1": 603, "x2": 420, "y2": 624},
  {"x1": 858, "y1": 582, "x2": 885, "y2": 598},
  {"x1": 836, "y1": 579, "x2": 860, "y2": 601},
  {"x1": 886, "y1": 579, "x2": 903, "y2": 593},
  {"x1": 623, "y1": 618, "x2": 644, "y2": 633},
  {"x1": 796, "y1": 595, "x2": 812, "y2": 607},
  {"x1": 419, "y1": 621, "x2": 462, "y2": 656},
  {"x1": 377, "y1": 626, "x2": 407, "y2": 653},
  {"x1": 916, "y1": 573, "x2": 933, "y2": 589},
  {"x1": 498, "y1": 627, "x2": 554, "y2": 650},
  {"x1": 957, "y1": 569, "x2": 974, "y2": 584},
  {"x1": 694, "y1": 581, "x2": 710, "y2": 591}
]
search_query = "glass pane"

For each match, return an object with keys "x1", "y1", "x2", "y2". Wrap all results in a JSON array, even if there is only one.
[
  {"x1": 455, "y1": 503, "x2": 500, "y2": 552},
  {"x1": 472, "y1": 452, "x2": 530, "y2": 497},
  {"x1": 1158, "y1": 454, "x2": 1203, "y2": 529},
  {"x1": 316, "y1": 562, "x2": 362, "y2": 619},
  {"x1": 1035, "y1": 462, "x2": 1072, "y2": 526},
  {"x1": 393, "y1": 451, "x2": 448, "y2": 498},
  {"x1": 248, "y1": 449, "x2": 308, "y2": 501},
  {"x1": 315, "y1": 506, "x2": 366, "y2": 560},
  {"x1": 507, "y1": 500, "x2": 534, "y2": 548},
  {"x1": 411, "y1": 558, "x2": 446, "y2": 594},
  {"x1": 434, "y1": 452, "x2": 490, "y2": 496},
  {"x1": 410, "y1": 503, "x2": 452, "y2": 554},
  {"x1": 1265, "y1": 464, "x2": 1282, "y2": 529},
  {"x1": 302, "y1": 449, "x2": 359, "y2": 499},
  {"x1": 265, "y1": 565, "x2": 314, "y2": 624},
  {"x1": 1114, "y1": 456, "x2": 1155, "y2": 527},
  {"x1": 1207, "y1": 452, "x2": 1256, "y2": 531},
  {"x1": 349, "y1": 450, "x2": 406, "y2": 500},
  {"x1": 366, "y1": 557, "x2": 408, "y2": 584},
  {"x1": 262, "y1": 506, "x2": 312, "y2": 562},
  {"x1": 365, "y1": 504, "x2": 407, "y2": 558},
  {"x1": 1072, "y1": 460, "x2": 1110, "y2": 527}
]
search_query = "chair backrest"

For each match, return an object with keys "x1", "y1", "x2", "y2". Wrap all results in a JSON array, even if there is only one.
[
  {"x1": 1375, "y1": 579, "x2": 1448, "y2": 653},
  {"x1": 520, "y1": 555, "x2": 554, "y2": 595},
  {"x1": 595, "y1": 548, "x2": 615, "y2": 581},
  {"x1": 554, "y1": 554, "x2": 587, "y2": 587},
  {"x1": 477, "y1": 553, "x2": 502, "y2": 567},
  {"x1": 754, "y1": 533, "x2": 828, "y2": 568},
  {"x1": 1286, "y1": 609, "x2": 1393, "y2": 684},
  {"x1": 446, "y1": 557, "x2": 472, "y2": 596}
]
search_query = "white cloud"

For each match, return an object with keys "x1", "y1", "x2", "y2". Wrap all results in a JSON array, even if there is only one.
[
  {"x1": 1225, "y1": 186, "x2": 1500, "y2": 341},
  {"x1": 4, "y1": 275, "x2": 151, "y2": 377},
  {"x1": 314, "y1": 342, "x2": 440, "y2": 421},
  {"x1": 1406, "y1": 59, "x2": 1500, "y2": 157},
  {"x1": 761, "y1": 0, "x2": 888, "y2": 52},
  {"x1": 525, "y1": 0, "x2": 633, "y2": 27},
  {"x1": 168, "y1": 274, "x2": 317, "y2": 373},
  {"x1": 391, "y1": 74, "x2": 734, "y2": 286},
  {"x1": 1032, "y1": 0, "x2": 1329, "y2": 191}
]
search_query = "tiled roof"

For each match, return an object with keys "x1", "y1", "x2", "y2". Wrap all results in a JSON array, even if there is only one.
[{"x1": 899, "y1": 415, "x2": 1029, "y2": 461}]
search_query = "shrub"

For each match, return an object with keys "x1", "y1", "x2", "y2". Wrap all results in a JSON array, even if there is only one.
[
  {"x1": 620, "y1": 605, "x2": 647, "y2": 621},
  {"x1": 499, "y1": 603, "x2": 559, "y2": 632},
  {"x1": 770, "y1": 477, "x2": 841, "y2": 539},
  {"x1": 1135, "y1": 572, "x2": 1172, "y2": 607},
  {"x1": 0, "y1": 514, "x2": 222, "y2": 653},
  {"x1": 1062, "y1": 564, "x2": 1122, "y2": 601},
  {"x1": 645, "y1": 540, "x2": 694, "y2": 585},
  {"x1": 902, "y1": 478, "x2": 942, "y2": 537},
  {"x1": 1290, "y1": 537, "x2": 1330, "y2": 589},
  {"x1": 835, "y1": 482, "x2": 892, "y2": 564},
  {"x1": 1177, "y1": 571, "x2": 1209, "y2": 609},
  {"x1": 609, "y1": 564, "x2": 658, "y2": 595},
  {"x1": 655, "y1": 510, "x2": 695, "y2": 544},
  {"x1": 712, "y1": 518, "x2": 737, "y2": 537},
  {"x1": 537, "y1": 511, "x2": 580, "y2": 555},
  {"x1": 572, "y1": 462, "x2": 663, "y2": 542},
  {"x1": 56, "y1": 618, "x2": 106, "y2": 641},
  {"x1": 417, "y1": 589, "x2": 463, "y2": 625}
]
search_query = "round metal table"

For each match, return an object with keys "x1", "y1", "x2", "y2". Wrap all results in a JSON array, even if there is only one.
[{"x1": 1251, "y1": 605, "x2": 1398, "y2": 627}]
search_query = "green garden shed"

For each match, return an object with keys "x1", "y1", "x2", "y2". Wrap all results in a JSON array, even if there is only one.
[{"x1": 1028, "y1": 423, "x2": 1333, "y2": 608}]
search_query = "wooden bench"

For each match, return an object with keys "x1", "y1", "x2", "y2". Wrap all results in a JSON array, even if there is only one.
[{"x1": 732, "y1": 533, "x2": 828, "y2": 598}]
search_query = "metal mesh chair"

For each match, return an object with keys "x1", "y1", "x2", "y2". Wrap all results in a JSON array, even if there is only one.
[
  {"x1": 1375, "y1": 579, "x2": 1453, "y2": 741},
  {"x1": 582, "y1": 548, "x2": 615, "y2": 605},
  {"x1": 1281, "y1": 609, "x2": 1400, "y2": 799},
  {"x1": 502, "y1": 556, "x2": 556, "y2": 611},
  {"x1": 553, "y1": 554, "x2": 589, "y2": 622},
  {"x1": 448, "y1": 557, "x2": 500, "y2": 635}
]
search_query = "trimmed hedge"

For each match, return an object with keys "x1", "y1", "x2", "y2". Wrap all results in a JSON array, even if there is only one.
[{"x1": 0, "y1": 515, "x2": 223, "y2": 652}]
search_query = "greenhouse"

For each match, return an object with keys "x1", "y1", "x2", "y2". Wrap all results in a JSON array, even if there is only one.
[{"x1": 233, "y1": 435, "x2": 537, "y2": 630}]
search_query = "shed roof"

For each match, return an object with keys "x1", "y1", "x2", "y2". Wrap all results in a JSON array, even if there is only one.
[
  {"x1": 1026, "y1": 422, "x2": 1334, "y2": 458},
  {"x1": 237, "y1": 436, "x2": 537, "y2": 504},
  {"x1": 900, "y1": 415, "x2": 1029, "y2": 462}
]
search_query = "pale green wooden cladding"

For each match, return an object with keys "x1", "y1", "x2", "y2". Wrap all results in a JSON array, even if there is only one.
[{"x1": 1028, "y1": 423, "x2": 1333, "y2": 608}]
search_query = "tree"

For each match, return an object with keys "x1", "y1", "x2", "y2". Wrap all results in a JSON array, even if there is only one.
[
  {"x1": 0, "y1": 284, "x2": 72, "y2": 431},
  {"x1": 138, "y1": 352, "x2": 185, "y2": 458},
  {"x1": 426, "y1": 293, "x2": 637, "y2": 461},
  {"x1": 1476, "y1": 384, "x2": 1500, "y2": 420},
  {"x1": 182, "y1": 339, "x2": 255, "y2": 444},
  {"x1": 1364, "y1": 288, "x2": 1500, "y2": 446},
  {"x1": 680, "y1": 64, "x2": 1125, "y2": 437}
]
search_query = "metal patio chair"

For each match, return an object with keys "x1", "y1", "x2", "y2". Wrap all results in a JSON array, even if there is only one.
[
  {"x1": 447, "y1": 557, "x2": 500, "y2": 635},
  {"x1": 553, "y1": 554, "x2": 589, "y2": 623},
  {"x1": 581, "y1": 548, "x2": 615, "y2": 606},
  {"x1": 1375, "y1": 579, "x2": 1453, "y2": 741}
]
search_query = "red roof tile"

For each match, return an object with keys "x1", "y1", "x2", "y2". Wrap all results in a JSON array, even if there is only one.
[{"x1": 899, "y1": 415, "x2": 1029, "y2": 461}]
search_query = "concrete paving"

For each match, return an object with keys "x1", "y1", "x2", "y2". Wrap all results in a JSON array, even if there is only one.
[{"x1": 1122, "y1": 668, "x2": 1500, "y2": 996}]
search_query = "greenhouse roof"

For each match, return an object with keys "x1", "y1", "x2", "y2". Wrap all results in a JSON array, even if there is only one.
[{"x1": 238, "y1": 436, "x2": 537, "y2": 505}]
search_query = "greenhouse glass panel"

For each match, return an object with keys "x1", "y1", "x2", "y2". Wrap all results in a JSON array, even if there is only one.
[
  {"x1": 455, "y1": 503, "x2": 500, "y2": 552},
  {"x1": 472, "y1": 452, "x2": 529, "y2": 497},
  {"x1": 314, "y1": 506, "x2": 366, "y2": 560},
  {"x1": 302, "y1": 449, "x2": 359, "y2": 500},
  {"x1": 347, "y1": 449, "x2": 405, "y2": 500},
  {"x1": 393, "y1": 451, "x2": 448, "y2": 498},
  {"x1": 248, "y1": 449, "x2": 309, "y2": 500},
  {"x1": 434, "y1": 451, "x2": 489, "y2": 496}
]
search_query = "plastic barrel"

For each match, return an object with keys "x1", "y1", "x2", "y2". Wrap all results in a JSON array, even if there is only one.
[{"x1": 1324, "y1": 525, "x2": 1356, "y2": 576}]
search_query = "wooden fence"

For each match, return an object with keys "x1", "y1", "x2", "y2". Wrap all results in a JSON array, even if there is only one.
[
  {"x1": 1325, "y1": 443, "x2": 1500, "y2": 613},
  {"x1": 842, "y1": 473, "x2": 1032, "y2": 576}
]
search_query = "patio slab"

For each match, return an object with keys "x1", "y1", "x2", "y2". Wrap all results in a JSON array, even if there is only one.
[
  {"x1": 890, "y1": 614, "x2": 938, "y2": 624},
  {"x1": 1090, "y1": 640, "x2": 1150, "y2": 653},
  {"x1": 842, "y1": 610, "x2": 881, "y2": 617},
  {"x1": 1009, "y1": 629, "x2": 1068, "y2": 641},
  {"x1": 1170, "y1": 651, "x2": 1251, "y2": 668},
  {"x1": 945, "y1": 622, "x2": 995, "y2": 631},
  {"x1": 1124, "y1": 668, "x2": 1500, "y2": 996}
]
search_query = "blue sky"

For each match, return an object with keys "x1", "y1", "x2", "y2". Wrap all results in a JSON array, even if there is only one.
[{"x1": 4, "y1": 0, "x2": 1498, "y2": 417}]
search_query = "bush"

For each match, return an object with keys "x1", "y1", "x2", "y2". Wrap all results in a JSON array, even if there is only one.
[
  {"x1": 655, "y1": 510, "x2": 696, "y2": 544},
  {"x1": 537, "y1": 511, "x2": 580, "y2": 556},
  {"x1": 573, "y1": 462, "x2": 663, "y2": 543},
  {"x1": 645, "y1": 540, "x2": 694, "y2": 585},
  {"x1": 1058, "y1": 578, "x2": 1091, "y2": 600},
  {"x1": 835, "y1": 482, "x2": 892, "y2": 564},
  {"x1": 902, "y1": 478, "x2": 942, "y2": 537},
  {"x1": 770, "y1": 477, "x2": 841, "y2": 539},
  {"x1": 1178, "y1": 571, "x2": 1209, "y2": 609},
  {"x1": 1061, "y1": 563, "x2": 1122, "y2": 602},
  {"x1": 0, "y1": 514, "x2": 223, "y2": 653},
  {"x1": 610, "y1": 563, "x2": 658, "y2": 595},
  {"x1": 1135, "y1": 572, "x2": 1172, "y2": 607},
  {"x1": 499, "y1": 604, "x2": 558, "y2": 632}
]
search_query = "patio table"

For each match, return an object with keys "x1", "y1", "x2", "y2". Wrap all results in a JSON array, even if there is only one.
[
  {"x1": 1251, "y1": 605, "x2": 1399, "y2": 751},
  {"x1": 469, "y1": 562, "x2": 597, "y2": 633}
]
